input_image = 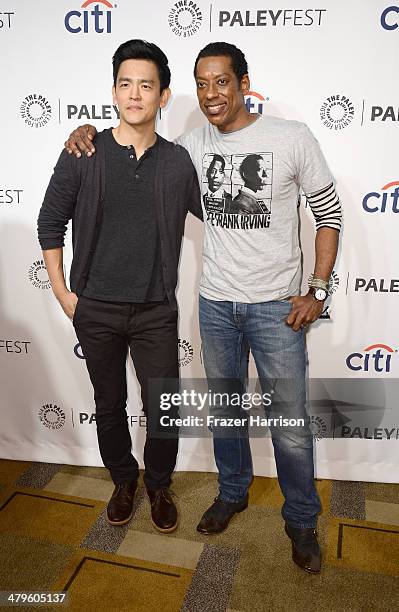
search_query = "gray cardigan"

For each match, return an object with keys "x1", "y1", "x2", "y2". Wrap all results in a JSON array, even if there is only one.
[{"x1": 38, "y1": 130, "x2": 203, "y2": 310}]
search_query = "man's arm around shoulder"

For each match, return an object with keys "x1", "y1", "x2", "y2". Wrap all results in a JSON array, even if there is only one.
[{"x1": 174, "y1": 143, "x2": 203, "y2": 222}]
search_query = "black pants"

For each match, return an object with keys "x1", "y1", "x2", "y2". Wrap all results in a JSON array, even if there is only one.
[{"x1": 73, "y1": 296, "x2": 179, "y2": 489}]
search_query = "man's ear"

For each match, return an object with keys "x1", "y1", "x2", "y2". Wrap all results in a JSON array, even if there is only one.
[
  {"x1": 160, "y1": 87, "x2": 171, "y2": 109},
  {"x1": 240, "y1": 74, "x2": 250, "y2": 96},
  {"x1": 112, "y1": 85, "x2": 117, "y2": 106}
]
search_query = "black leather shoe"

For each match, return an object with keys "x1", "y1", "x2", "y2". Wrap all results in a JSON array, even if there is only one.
[
  {"x1": 196, "y1": 495, "x2": 249, "y2": 535},
  {"x1": 285, "y1": 523, "x2": 321, "y2": 573},
  {"x1": 147, "y1": 488, "x2": 178, "y2": 533},
  {"x1": 106, "y1": 481, "x2": 137, "y2": 526}
]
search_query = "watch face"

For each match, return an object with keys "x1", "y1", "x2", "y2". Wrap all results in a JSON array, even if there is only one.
[{"x1": 315, "y1": 288, "x2": 327, "y2": 301}]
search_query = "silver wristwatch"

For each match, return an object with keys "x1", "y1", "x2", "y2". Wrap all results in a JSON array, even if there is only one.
[{"x1": 308, "y1": 286, "x2": 328, "y2": 301}]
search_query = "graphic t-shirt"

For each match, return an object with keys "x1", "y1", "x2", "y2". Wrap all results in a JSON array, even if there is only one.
[{"x1": 176, "y1": 115, "x2": 333, "y2": 303}]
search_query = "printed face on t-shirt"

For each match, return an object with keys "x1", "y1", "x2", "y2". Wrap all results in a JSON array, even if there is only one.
[
  {"x1": 240, "y1": 156, "x2": 269, "y2": 193},
  {"x1": 207, "y1": 159, "x2": 225, "y2": 192}
]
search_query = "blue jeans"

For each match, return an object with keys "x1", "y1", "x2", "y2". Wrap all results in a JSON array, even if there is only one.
[{"x1": 199, "y1": 295, "x2": 321, "y2": 529}]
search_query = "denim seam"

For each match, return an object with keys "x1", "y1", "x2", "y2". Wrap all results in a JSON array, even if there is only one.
[{"x1": 234, "y1": 330, "x2": 246, "y2": 474}]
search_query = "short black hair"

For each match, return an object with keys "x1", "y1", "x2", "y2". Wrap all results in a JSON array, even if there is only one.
[
  {"x1": 239, "y1": 154, "x2": 263, "y2": 181},
  {"x1": 112, "y1": 39, "x2": 171, "y2": 92},
  {"x1": 194, "y1": 42, "x2": 248, "y2": 82},
  {"x1": 208, "y1": 154, "x2": 226, "y2": 173}
]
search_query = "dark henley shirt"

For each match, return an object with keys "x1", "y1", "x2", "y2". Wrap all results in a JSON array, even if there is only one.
[{"x1": 83, "y1": 129, "x2": 165, "y2": 302}]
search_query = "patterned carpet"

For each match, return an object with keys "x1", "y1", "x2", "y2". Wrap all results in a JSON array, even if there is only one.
[{"x1": 0, "y1": 459, "x2": 398, "y2": 611}]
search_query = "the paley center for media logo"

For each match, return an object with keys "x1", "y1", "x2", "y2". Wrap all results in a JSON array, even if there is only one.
[
  {"x1": 327, "y1": 271, "x2": 340, "y2": 295},
  {"x1": 320, "y1": 95, "x2": 354, "y2": 130},
  {"x1": 65, "y1": 0, "x2": 116, "y2": 34},
  {"x1": 310, "y1": 415, "x2": 327, "y2": 441},
  {"x1": 38, "y1": 404, "x2": 66, "y2": 430},
  {"x1": 178, "y1": 338, "x2": 194, "y2": 367},
  {"x1": 318, "y1": 270, "x2": 339, "y2": 321},
  {"x1": 20, "y1": 94, "x2": 52, "y2": 128},
  {"x1": 28, "y1": 260, "x2": 51, "y2": 290},
  {"x1": 168, "y1": 1, "x2": 203, "y2": 37}
]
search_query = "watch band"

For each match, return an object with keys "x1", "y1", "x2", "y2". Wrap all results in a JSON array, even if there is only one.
[{"x1": 308, "y1": 273, "x2": 329, "y2": 292}]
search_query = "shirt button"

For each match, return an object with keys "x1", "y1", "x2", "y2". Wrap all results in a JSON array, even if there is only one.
[
  {"x1": 135, "y1": 174, "x2": 139, "y2": 179},
  {"x1": 130, "y1": 154, "x2": 134, "y2": 159}
]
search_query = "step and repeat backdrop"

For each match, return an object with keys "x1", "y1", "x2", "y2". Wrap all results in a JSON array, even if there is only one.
[{"x1": 1, "y1": 1, "x2": 398, "y2": 482}]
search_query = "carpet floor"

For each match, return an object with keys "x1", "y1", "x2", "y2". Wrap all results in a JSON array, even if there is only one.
[{"x1": 0, "y1": 459, "x2": 398, "y2": 611}]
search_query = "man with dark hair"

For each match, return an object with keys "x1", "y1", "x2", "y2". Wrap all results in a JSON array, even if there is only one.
[
  {"x1": 63, "y1": 41, "x2": 341, "y2": 574},
  {"x1": 112, "y1": 39, "x2": 171, "y2": 92},
  {"x1": 193, "y1": 41, "x2": 249, "y2": 83},
  {"x1": 38, "y1": 39, "x2": 202, "y2": 532},
  {"x1": 180, "y1": 42, "x2": 341, "y2": 575}
]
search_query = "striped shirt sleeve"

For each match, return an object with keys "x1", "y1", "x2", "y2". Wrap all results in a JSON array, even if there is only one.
[{"x1": 306, "y1": 182, "x2": 342, "y2": 231}]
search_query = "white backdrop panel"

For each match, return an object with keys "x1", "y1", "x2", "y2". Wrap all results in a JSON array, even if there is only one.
[{"x1": 1, "y1": 0, "x2": 398, "y2": 482}]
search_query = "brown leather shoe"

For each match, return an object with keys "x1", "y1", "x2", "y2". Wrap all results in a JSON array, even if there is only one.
[
  {"x1": 106, "y1": 481, "x2": 137, "y2": 526},
  {"x1": 285, "y1": 523, "x2": 321, "y2": 574},
  {"x1": 147, "y1": 488, "x2": 178, "y2": 533}
]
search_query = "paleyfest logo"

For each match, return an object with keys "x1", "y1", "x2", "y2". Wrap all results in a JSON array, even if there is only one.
[
  {"x1": 20, "y1": 94, "x2": 52, "y2": 128},
  {"x1": 0, "y1": 11, "x2": 14, "y2": 29},
  {"x1": 320, "y1": 95, "x2": 354, "y2": 130},
  {"x1": 168, "y1": 1, "x2": 202, "y2": 37},
  {"x1": 217, "y1": 8, "x2": 326, "y2": 28}
]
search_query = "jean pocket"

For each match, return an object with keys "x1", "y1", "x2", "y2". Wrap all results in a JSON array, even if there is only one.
[{"x1": 278, "y1": 298, "x2": 293, "y2": 310}]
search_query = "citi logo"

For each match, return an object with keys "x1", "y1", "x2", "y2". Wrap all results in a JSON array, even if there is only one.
[
  {"x1": 245, "y1": 91, "x2": 268, "y2": 114},
  {"x1": 65, "y1": 0, "x2": 115, "y2": 34},
  {"x1": 363, "y1": 181, "x2": 399, "y2": 213},
  {"x1": 381, "y1": 5, "x2": 399, "y2": 30},
  {"x1": 346, "y1": 343, "x2": 397, "y2": 373}
]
